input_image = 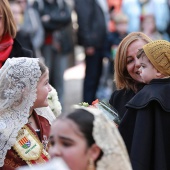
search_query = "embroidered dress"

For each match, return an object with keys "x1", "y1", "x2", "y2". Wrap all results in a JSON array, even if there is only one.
[
  {"x1": 0, "y1": 58, "x2": 56, "y2": 169},
  {"x1": 3, "y1": 113, "x2": 51, "y2": 170}
]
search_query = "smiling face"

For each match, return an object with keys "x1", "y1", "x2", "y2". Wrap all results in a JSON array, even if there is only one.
[
  {"x1": 33, "y1": 70, "x2": 51, "y2": 108},
  {"x1": 126, "y1": 39, "x2": 148, "y2": 83},
  {"x1": 49, "y1": 118, "x2": 99, "y2": 170}
]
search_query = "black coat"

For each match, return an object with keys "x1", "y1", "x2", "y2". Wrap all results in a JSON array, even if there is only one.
[
  {"x1": 33, "y1": 0, "x2": 71, "y2": 32},
  {"x1": 104, "y1": 31, "x2": 128, "y2": 58},
  {"x1": 9, "y1": 39, "x2": 33, "y2": 59},
  {"x1": 75, "y1": 0, "x2": 106, "y2": 48},
  {"x1": 2, "y1": 39, "x2": 33, "y2": 66},
  {"x1": 109, "y1": 89, "x2": 135, "y2": 119},
  {"x1": 119, "y1": 78, "x2": 170, "y2": 170}
]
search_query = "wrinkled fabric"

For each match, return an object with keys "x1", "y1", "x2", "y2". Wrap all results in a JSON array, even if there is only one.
[{"x1": 119, "y1": 78, "x2": 170, "y2": 170}]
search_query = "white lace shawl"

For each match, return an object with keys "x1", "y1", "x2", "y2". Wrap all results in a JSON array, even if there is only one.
[
  {"x1": 78, "y1": 107, "x2": 132, "y2": 170},
  {"x1": 0, "y1": 57, "x2": 55, "y2": 167}
]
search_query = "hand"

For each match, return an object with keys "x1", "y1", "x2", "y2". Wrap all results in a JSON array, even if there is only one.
[
  {"x1": 85, "y1": 47, "x2": 95, "y2": 56},
  {"x1": 41, "y1": 15, "x2": 50, "y2": 22},
  {"x1": 53, "y1": 42, "x2": 62, "y2": 52}
]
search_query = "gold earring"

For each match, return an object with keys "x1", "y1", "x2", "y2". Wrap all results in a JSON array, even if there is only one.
[{"x1": 87, "y1": 159, "x2": 95, "y2": 170}]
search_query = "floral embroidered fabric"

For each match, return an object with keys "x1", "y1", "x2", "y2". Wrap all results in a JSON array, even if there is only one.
[
  {"x1": 0, "y1": 58, "x2": 41, "y2": 167},
  {"x1": 81, "y1": 107, "x2": 132, "y2": 170}
]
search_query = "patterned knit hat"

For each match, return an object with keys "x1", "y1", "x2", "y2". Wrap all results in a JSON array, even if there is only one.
[{"x1": 143, "y1": 40, "x2": 170, "y2": 76}]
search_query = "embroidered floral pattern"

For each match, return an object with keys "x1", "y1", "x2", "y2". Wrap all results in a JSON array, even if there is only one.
[
  {"x1": 0, "y1": 58, "x2": 41, "y2": 167},
  {"x1": 78, "y1": 107, "x2": 132, "y2": 170}
]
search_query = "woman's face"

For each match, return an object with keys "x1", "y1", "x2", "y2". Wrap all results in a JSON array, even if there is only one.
[
  {"x1": 49, "y1": 119, "x2": 96, "y2": 170},
  {"x1": 33, "y1": 70, "x2": 51, "y2": 108},
  {"x1": 126, "y1": 39, "x2": 147, "y2": 83}
]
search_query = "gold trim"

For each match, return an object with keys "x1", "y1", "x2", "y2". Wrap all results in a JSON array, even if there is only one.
[{"x1": 13, "y1": 125, "x2": 43, "y2": 161}]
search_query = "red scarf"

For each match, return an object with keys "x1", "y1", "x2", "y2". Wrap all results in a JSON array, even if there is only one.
[{"x1": 0, "y1": 34, "x2": 14, "y2": 68}]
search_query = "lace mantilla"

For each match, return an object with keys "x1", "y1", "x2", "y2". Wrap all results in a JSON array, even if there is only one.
[
  {"x1": 0, "y1": 57, "x2": 41, "y2": 167},
  {"x1": 80, "y1": 107, "x2": 132, "y2": 170},
  {"x1": 35, "y1": 107, "x2": 56, "y2": 125}
]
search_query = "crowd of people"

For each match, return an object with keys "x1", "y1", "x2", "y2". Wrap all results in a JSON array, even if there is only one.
[{"x1": 1, "y1": 0, "x2": 170, "y2": 170}]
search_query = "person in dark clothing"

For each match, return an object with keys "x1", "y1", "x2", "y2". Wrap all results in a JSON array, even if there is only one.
[
  {"x1": 9, "y1": 39, "x2": 32, "y2": 59},
  {"x1": 109, "y1": 32, "x2": 152, "y2": 119},
  {"x1": 104, "y1": 12, "x2": 128, "y2": 60},
  {"x1": 103, "y1": 12, "x2": 128, "y2": 94},
  {"x1": 0, "y1": 0, "x2": 32, "y2": 68},
  {"x1": 119, "y1": 40, "x2": 170, "y2": 170},
  {"x1": 33, "y1": 0, "x2": 72, "y2": 106},
  {"x1": 75, "y1": 0, "x2": 109, "y2": 104}
]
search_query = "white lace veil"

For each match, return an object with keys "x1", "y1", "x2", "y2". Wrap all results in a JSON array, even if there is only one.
[
  {"x1": 77, "y1": 107, "x2": 132, "y2": 170},
  {"x1": 0, "y1": 57, "x2": 45, "y2": 167}
]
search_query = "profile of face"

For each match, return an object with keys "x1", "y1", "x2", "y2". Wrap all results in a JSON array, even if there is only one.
[
  {"x1": 126, "y1": 39, "x2": 148, "y2": 83},
  {"x1": 33, "y1": 70, "x2": 52, "y2": 108},
  {"x1": 49, "y1": 118, "x2": 100, "y2": 170},
  {"x1": 138, "y1": 55, "x2": 159, "y2": 84}
]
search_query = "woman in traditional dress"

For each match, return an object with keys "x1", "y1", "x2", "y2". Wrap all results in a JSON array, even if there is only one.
[
  {"x1": 49, "y1": 107, "x2": 132, "y2": 170},
  {"x1": 0, "y1": 57, "x2": 56, "y2": 169}
]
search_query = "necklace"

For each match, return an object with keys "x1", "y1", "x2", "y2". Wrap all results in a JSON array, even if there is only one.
[
  {"x1": 28, "y1": 114, "x2": 32, "y2": 119},
  {"x1": 28, "y1": 114, "x2": 33, "y2": 124}
]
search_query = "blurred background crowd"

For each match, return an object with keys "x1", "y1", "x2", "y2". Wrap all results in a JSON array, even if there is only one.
[{"x1": 8, "y1": 0, "x2": 170, "y2": 113}]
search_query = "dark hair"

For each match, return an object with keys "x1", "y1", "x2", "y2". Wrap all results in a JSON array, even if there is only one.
[
  {"x1": 38, "y1": 60, "x2": 48, "y2": 75},
  {"x1": 65, "y1": 108, "x2": 103, "y2": 163},
  {"x1": 136, "y1": 48, "x2": 145, "y2": 59},
  {"x1": 67, "y1": 109, "x2": 95, "y2": 146}
]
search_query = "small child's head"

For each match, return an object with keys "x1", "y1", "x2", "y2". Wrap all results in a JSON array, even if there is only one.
[
  {"x1": 140, "y1": 14, "x2": 156, "y2": 33},
  {"x1": 137, "y1": 40, "x2": 170, "y2": 84}
]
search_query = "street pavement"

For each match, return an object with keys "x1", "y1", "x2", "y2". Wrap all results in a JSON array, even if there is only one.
[{"x1": 63, "y1": 46, "x2": 85, "y2": 114}]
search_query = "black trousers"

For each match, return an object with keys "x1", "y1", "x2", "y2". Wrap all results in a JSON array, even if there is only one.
[{"x1": 83, "y1": 48, "x2": 104, "y2": 104}]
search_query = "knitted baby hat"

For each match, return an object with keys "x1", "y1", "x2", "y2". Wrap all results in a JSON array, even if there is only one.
[{"x1": 143, "y1": 40, "x2": 170, "y2": 76}]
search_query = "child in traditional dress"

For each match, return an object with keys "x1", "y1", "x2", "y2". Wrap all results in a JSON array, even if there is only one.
[{"x1": 0, "y1": 57, "x2": 56, "y2": 169}]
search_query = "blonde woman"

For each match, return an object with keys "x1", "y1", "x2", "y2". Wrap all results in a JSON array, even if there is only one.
[
  {"x1": 0, "y1": 0, "x2": 33, "y2": 68},
  {"x1": 109, "y1": 32, "x2": 152, "y2": 119}
]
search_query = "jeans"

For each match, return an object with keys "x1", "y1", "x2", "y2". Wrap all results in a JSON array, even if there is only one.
[{"x1": 42, "y1": 44, "x2": 68, "y2": 107}]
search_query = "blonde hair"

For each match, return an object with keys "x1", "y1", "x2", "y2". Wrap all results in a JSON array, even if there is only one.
[
  {"x1": 113, "y1": 12, "x2": 128, "y2": 24},
  {"x1": 114, "y1": 32, "x2": 152, "y2": 91},
  {"x1": 0, "y1": 0, "x2": 17, "y2": 38}
]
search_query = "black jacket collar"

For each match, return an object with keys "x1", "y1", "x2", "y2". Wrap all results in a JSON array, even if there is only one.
[{"x1": 126, "y1": 78, "x2": 170, "y2": 112}]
